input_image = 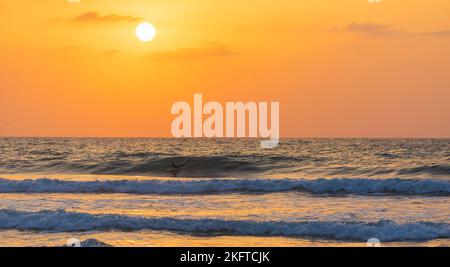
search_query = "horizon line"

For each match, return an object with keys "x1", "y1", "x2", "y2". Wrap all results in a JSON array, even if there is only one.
[{"x1": 0, "y1": 136, "x2": 449, "y2": 139}]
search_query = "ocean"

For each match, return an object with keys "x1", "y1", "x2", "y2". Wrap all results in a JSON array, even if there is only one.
[{"x1": 0, "y1": 138, "x2": 449, "y2": 247}]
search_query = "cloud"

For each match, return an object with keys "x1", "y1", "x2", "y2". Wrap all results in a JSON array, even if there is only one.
[
  {"x1": 71, "y1": 11, "x2": 142, "y2": 23},
  {"x1": 101, "y1": 49, "x2": 122, "y2": 56},
  {"x1": 147, "y1": 45, "x2": 236, "y2": 61},
  {"x1": 343, "y1": 22, "x2": 450, "y2": 38},
  {"x1": 345, "y1": 23, "x2": 404, "y2": 36},
  {"x1": 421, "y1": 30, "x2": 450, "y2": 36}
]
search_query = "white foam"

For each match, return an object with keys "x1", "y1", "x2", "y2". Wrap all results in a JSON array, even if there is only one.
[
  {"x1": 0, "y1": 178, "x2": 449, "y2": 195},
  {"x1": 0, "y1": 209, "x2": 448, "y2": 242}
]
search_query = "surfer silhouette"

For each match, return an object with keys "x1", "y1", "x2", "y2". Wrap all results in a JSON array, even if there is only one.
[{"x1": 168, "y1": 160, "x2": 190, "y2": 177}]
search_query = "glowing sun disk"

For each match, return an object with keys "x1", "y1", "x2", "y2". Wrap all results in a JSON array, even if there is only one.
[{"x1": 136, "y1": 22, "x2": 156, "y2": 42}]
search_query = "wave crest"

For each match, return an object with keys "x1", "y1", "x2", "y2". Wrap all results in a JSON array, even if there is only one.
[
  {"x1": 0, "y1": 178, "x2": 449, "y2": 196},
  {"x1": 0, "y1": 209, "x2": 448, "y2": 242}
]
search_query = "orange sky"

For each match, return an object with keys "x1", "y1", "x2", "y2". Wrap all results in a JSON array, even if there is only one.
[{"x1": 0, "y1": 0, "x2": 449, "y2": 137}]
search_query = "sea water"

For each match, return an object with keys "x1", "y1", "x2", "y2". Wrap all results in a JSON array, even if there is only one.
[{"x1": 0, "y1": 138, "x2": 448, "y2": 246}]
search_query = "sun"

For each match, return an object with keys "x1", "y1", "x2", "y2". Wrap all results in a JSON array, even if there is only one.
[{"x1": 136, "y1": 22, "x2": 156, "y2": 42}]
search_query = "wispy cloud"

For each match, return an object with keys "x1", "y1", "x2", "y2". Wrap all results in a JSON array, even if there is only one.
[
  {"x1": 101, "y1": 49, "x2": 122, "y2": 56},
  {"x1": 147, "y1": 45, "x2": 236, "y2": 61},
  {"x1": 345, "y1": 23, "x2": 404, "y2": 36},
  {"x1": 71, "y1": 11, "x2": 142, "y2": 23},
  {"x1": 342, "y1": 22, "x2": 450, "y2": 38},
  {"x1": 421, "y1": 30, "x2": 450, "y2": 36}
]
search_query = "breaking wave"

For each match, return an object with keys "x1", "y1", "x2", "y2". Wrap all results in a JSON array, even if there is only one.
[
  {"x1": 0, "y1": 209, "x2": 448, "y2": 242},
  {"x1": 0, "y1": 178, "x2": 449, "y2": 196}
]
